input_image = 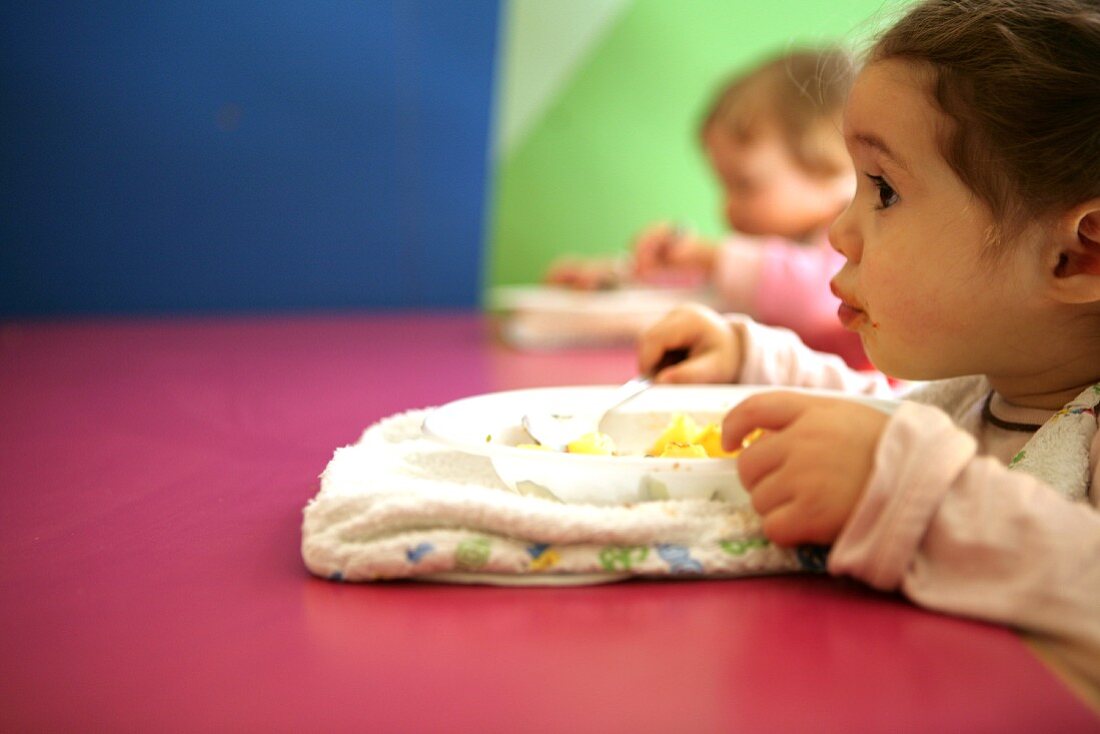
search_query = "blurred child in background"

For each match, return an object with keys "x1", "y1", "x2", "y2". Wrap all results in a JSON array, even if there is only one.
[
  {"x1": 548, "y1": 48, "x2": 868, "y2": 368},
  {"x1": 640, "y1": 0, "x2": 1100, "y2": 686}
]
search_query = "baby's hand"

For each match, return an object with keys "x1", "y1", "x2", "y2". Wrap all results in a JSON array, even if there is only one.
[
  {"x1": 544, "y1": 257, "x2": 624, "y2": 290},
  {"x1": 722, "y1": 392, "x2": 888, "y2": 547},
  {"x1": 632, "y1": 223, "x2": 716, "y2": 279},
  {"x1": 637, "y1": 303, "x2": 742, "y2": 384}
]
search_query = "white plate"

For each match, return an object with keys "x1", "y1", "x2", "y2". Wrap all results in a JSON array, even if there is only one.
[
  {"x1": 489, "y1": 284, "x2": 711, "y2": 314},
  {"x1": 423, "y1": 385, "x2": 899, "y2": 506},
  {"x1": 488, "y1": 285, "x2": 715, "y2": 348}
]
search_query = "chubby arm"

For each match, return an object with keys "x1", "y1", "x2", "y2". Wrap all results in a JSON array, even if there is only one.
[
  {"x1": 830, "y1": 401, "x2": 1100, "y2": 685},
  {"x1": 723, "y1": 391, "x2": 1100, "y2": 684},
  {"x1": 639, "y1": 304, "x2": 892, "y2": 395},
  {"x1": 731, "y1": 314, "x2": 892, "y2": 397}
]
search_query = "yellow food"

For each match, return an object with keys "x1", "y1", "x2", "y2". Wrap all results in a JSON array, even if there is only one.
[
  {"x1": 647, "y1": 413, "x2": 701, "y2": 456},
  {"x1": 694, "y1": 423, "x2": 737, "y2": 458},
  {"x1": 565, "y1": 431, "x2": 617, "y2": 455},
  {"x1": 515, "y1": 415, "x2": 763, "y2": 459},
  {"x1": 658, "y1": 442, "x2": 708, "y2": 459},
  {"x1": 647, "y1": 413, "x2": 764, "y2": 459}
]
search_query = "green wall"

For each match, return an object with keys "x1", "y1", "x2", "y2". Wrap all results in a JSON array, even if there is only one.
[{"x1": 486, "y1": 0, "x2": 902, "y2": 294}]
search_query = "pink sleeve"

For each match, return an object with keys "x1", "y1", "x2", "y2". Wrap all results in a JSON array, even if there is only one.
[
  {"x1": 731, "y1": 314, "x2": 894, "y2": 397},
  {"x1": 750, "y1": 237, "x2": 844, "y2": 336},
  {"x1": 711, "y1": 235, "x2": 766, "y2": 315},
  {"x1": 830, "y1": 401, "x2": 1100, "y2": 683},
  {"x1": 713, "y1": 235, "x2": 868, "y2": 368}
]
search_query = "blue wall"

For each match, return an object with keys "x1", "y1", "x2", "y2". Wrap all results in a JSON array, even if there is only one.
[{"x1": 1, "y1": 1, "x2": 499, "y2": 316}]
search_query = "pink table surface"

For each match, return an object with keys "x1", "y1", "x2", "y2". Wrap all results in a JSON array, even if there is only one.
[{"x1": 1, "y1": 311, "x2": 1096, "y2": 733}]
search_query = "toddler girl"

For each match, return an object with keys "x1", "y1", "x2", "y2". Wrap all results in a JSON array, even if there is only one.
[
  {"x1": 639, "y1": 0, "x2": 1100, "y2": 686},
  {"x1": 549, "y1": 49, "x2": 869, "y2": 368}
]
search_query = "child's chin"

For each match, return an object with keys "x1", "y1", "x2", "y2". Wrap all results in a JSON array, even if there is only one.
[{"x1": 867, "y1": 351, "x2": 939, "y2": 382}]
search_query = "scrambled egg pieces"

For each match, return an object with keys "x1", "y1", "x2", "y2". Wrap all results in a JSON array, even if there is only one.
[
  {"x1": 644, "y1": 413, "x2": 763, "y2": 458},
  {"x1": 565, "y1": 431, "x2": 617, "y2": 455},
  {"x1": 520, "y1": 413, "x2": 763, "y2": 458}
]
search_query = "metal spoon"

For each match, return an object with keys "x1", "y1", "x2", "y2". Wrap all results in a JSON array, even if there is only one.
[{"x1": 521, "y1": 349, "x2": 688, "y2": 451}]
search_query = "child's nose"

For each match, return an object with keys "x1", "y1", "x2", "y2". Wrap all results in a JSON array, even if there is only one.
[{"x1": 828, "y1": 203, "x2": 861, "y2": 262}]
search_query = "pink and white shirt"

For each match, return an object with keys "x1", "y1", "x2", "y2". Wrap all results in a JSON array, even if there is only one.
[{"x1": 731, "y1": 314, "x2": 1100, "y2": 687}]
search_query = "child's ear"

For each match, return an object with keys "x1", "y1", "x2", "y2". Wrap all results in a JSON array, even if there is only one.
[{"x1": 1048, "y1": 200, "x2": 1100, "y2": 305}]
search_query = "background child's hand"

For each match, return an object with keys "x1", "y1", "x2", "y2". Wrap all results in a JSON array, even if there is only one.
[
  {"x1": 544, "y1": 257, "x2": 625, "y2": 290},
  {"x1": 722, "y1": 392, "x2": 889, "y2": 546},
  {"x1": 632, "y1": 223, "x2": 717, "y2": 279},
  {"x1": 637, "y1": 303, "x2": 742, "y2": 383}
]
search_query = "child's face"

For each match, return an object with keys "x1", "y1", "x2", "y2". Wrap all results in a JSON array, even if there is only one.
[
  {"x1": 703, "y1": 125, "x2": 850, "y2": 241},
  {"x1": 829, "y1": 60, "x2": 1044, "y2": 380}
]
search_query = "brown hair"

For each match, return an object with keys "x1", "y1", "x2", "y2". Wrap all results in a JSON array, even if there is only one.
[
  {"x1": 701, "y1": 48, "x2": 855, "y2": 179},
  {"x1": 871, "y1": 0, "x2": 1100, "y2": 234}
]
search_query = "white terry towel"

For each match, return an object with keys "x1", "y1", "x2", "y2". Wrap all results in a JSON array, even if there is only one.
[{"x1": 301, "y1": 409, "x2": 820, "y2": 585}]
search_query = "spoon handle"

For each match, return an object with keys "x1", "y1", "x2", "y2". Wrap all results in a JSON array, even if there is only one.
[
  {"x1": 650, "y1": 347, "x2": 690, "y2": 377},
  {"x1": 601, "y1": 376, "x2": 655, "y2": 415},
  {"x1": 603, "y1": 348, "x2": 690, "y2": 415}
]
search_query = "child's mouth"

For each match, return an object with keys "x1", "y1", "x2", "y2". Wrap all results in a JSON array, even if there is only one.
[
  {"x1": 837, "y1": 302, "x2": 867, "y2": 329},
  {"x1": 830, "y1": 281, "x2": 867, "y2": 329}
]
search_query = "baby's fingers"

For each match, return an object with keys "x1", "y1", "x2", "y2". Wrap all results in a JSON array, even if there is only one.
[
  {"x1": 637, "y1": 306, "x2": 701, "y2": 375},
  {"x1": 633, "y1": 223, "x2": 677, "y2": 274},
  {"x1": 722, "y1": 391, "x2": 814, "y2": 451},
  {"x1": 743, "y1": 463, "x2": 793, "y2": 517},
  {"x1": 638, "y1": 330, "x2": 686, "y2": 379},
  {"x1": 758, "y1": 503, "x2": 811, "y2": 548},
  {"x1": 637, "y1": 303, "x2": 735, "y2": 380},
  {"x1": 654, "y1": 352, "x2": 725, "y2": 384},
  {"x1": 734, "y1": 430, "x2": 785, "y2": 490}
]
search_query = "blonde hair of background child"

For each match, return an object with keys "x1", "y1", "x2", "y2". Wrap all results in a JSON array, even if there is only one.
[{"x1": 700, "y1": 47, "x2": 855, "y2": 181}]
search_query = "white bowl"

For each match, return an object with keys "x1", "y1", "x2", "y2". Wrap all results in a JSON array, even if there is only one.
[
  {"x1": 488, "y1": 285, "x2": 715, "y2": 348},
  {"x1": 422, "y1": 385, "x2": 898, "y2": 506}
]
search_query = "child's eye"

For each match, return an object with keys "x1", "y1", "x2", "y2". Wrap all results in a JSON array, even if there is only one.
[{"x1": 866, "y1": 174, "x2": 898, "y2": 209}]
